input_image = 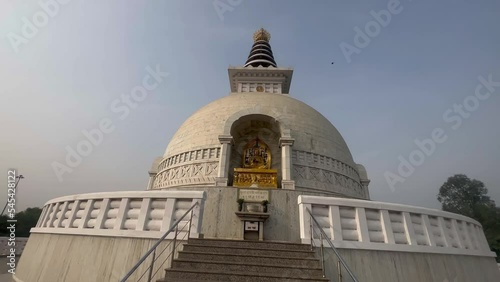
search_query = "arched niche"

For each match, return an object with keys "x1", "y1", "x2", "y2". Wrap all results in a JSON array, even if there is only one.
[{"x1": 228, "y1": 114, "x2": 282, "y2": 187}]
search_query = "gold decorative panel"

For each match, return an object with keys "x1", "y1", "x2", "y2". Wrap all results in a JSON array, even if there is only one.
[
  {"x1": 234, "y1": 138, "x2": 277, "y2": 188},
  {"x1": 234, "y1": 168, "x2": 277, "y2": 188}
]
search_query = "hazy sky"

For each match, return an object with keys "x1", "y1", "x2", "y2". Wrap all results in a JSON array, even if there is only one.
[{"x1": 1, "y1": 0, "x2": 499, "y2": 212}]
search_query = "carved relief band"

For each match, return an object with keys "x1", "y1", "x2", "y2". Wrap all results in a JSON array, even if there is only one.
[
  {"x1": 293, "y1": 165, "x2": 364, "y2": 197},
  {"x1": 154, "y1": 147, "x2": 221, "y2": 188},
  {"x1": 233, "y1": 168, "x2": 278, "y2": 188},
  {"x1": 153, "y1": 161, "x2": 218, "y2": 188},
  {"x1": 157, "y1": 147, "x2": 221, "y2": 172},
  {"x1": 292, "y1": 150, "x2": 360, "y2": 181}
]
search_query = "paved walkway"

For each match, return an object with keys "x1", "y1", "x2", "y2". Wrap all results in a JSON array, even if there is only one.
[
  {"x1": 0, "y1": 258, "x2": 14, "y2": 282},
  {"x1": 0, "y1": 273, "x2": 13, "y2": 282}
]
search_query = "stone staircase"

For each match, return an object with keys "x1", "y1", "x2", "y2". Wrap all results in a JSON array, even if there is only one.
[{"x1": 158, "y1": 238, "x2": 329, "y2": 282}]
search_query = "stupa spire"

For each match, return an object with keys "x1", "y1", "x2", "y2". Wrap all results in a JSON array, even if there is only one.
[
  {"x1": 253, "y1": 28, "x2": 271, "y2": 42},
  {"x1": 244, "y1": 28, "x2": 277, "y2": 68},
  {"x1": 228, "y1": 28, "x2": 293, "y2": 94}
]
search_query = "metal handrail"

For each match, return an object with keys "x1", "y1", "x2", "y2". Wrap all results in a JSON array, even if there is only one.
[
  {"x1": 120, "y1": 202, "x2": 199, "y2": 282},
  {"x1": 306, "y1": 208, "x2": 359, "y2": 282}
]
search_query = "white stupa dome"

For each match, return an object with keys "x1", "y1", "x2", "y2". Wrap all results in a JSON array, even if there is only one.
[{"x1": 152, "y1": 92, "x2": 369, "y2": 199}]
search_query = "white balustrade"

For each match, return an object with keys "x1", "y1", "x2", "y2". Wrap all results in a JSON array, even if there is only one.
[
  {"x1": 31, "y1": 191, "x2": 205, "y2": 240},
  {"x1": 299, "y1": 195, "x2": 495, "y2": 257}
]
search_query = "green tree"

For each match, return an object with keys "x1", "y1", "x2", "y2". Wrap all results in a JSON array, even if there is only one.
[
  {"x1": 437, "y1": 174, "x2": 494, "y2": 218},
  {"x1": 437, "y1": 174, "x2": 500, "y2": 261},
  {"x1": 473, "y1": 205, "x2": 500, "y2": 259},
  {"x1": 15, "y1": 207, "x2": 43, "y2": 237},
  {"x1": 0, "y1": 207, "x2": 42, "y2": 237}
]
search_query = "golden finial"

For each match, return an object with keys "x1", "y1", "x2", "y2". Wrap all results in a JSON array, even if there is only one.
[{"x1": 253, "y1": 28, "x2": 271, "y2": 42}]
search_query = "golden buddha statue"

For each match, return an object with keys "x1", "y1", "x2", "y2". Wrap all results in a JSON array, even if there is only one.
[{"x1": 234, "y1": 138, "x2": 278, "y2": 188}]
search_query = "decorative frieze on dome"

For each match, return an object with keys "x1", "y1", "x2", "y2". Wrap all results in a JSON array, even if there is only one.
[
  {"x1": 291, "y1": 150, "x2": 365, "y2": 198},
  {"x1": 157, "y1": 147, "x2": 221, "y2": 172},
  {"x1": 293, "y1": 165, "x2": 364, "y2": 198},
  {"x1": 153, "y1": 162, "x2": 219, "y2": 188},
  {"x1": 292, "y1": 150, "x2": 360, "y2": 180},
  {"x1": 154, "y1": 147, "x2": 221, "y2": 188}
]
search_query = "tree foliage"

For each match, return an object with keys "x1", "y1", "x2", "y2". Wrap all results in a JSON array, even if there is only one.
[
  {"x1": 438, "y1": 174, "x2": 500, "y2": 261},
  {"x1": 437, "y1": 174, "x2": 494, "y2": 218},
  {"x1": 473, "y1": 205, "x2": 500, "y2": 260},
  {"x1": 0, "y1": 207, "x2": 42, "y2": 237}
]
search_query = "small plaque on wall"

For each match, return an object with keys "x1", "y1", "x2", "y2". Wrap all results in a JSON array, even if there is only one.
[
  {"x1": 239, "y1": 189, "x2": 270, "y2": 203},
  {"x1": 245, "y1": 221, "x2": 259, "y2": 231}
]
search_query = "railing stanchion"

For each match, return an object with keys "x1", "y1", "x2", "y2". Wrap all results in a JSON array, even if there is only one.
[
  {"x1": 147, "y1": 249, "x2": 156, "y2": 282},
  {"x1": 170, "y1": 224, "x2": 179, "y2": 268},
  {"x1": 187, "y1": 209, "x2": 193, "y2": 239},
  {"x1": 310, "y1": 215, "x2": 313, "y2": 251},
  {"x1": 320, "y1": 231, "x2": 325, "y2": 278},
  {"x1": 337, "y1": 260, "x2": 342, "y2": 282}
]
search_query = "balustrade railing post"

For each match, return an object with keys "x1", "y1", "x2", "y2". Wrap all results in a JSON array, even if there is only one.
[
  {"x1": 187, "y1": 209, "x2": 193, "y2": 239},
  {"x1": 310, "y1": 215, "x2": 313, "y2": 251},
  {"x1": 320, "y1": 232, "x2": 325, "y2": 278},
  {"x1": 337, "y1": 260, "x2": 342, "y2": 282},
  {"x1": 147, "y1": 249, "x2": 156, "y2": 282},
  {"x1": 170, "y1": 224, "x2": 179, "y2": 268}
]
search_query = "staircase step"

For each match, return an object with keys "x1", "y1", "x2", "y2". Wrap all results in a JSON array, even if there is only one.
[
  {"x1": 159, "y1": 239, "x2": 328, "y2": 282},
  {"x1": 171, "y1": 259, "x2": 323, "y2": 278},
  {"x1": 182, "y1": 244, "x2": 316, "y2": 258},
  {"x1": 188, "y1": 238, "x2": 311, "y2": 251},
  {"x1": 178, "y1": 250, "x2": 321, "y2": 268},
  {"x1": 161, "y1": 280, "x2": 218, "y2": 282},
  {"x1": 161, "y1": 268, "x2": 329, "y2": 282}
]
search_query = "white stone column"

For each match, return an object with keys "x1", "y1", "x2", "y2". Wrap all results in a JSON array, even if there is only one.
[
  {"x1": 216, "y1": 135, "x2": 233, "y2": 186},
  {"x1": 361, "y1": 179, "x2": 371, "y2": 199},
  {"x1": 279, "y1": 131, "x2": 295, "y2": 190},
  {"x1": 146, "y1": 172, "x2": 156, "y2": 190},
  {"x1": 298, "y1": 201, "x2": 312, "y2": 244},
  {"x1": 146, "y1": 157, "x2": 162, "y2": 190}
]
